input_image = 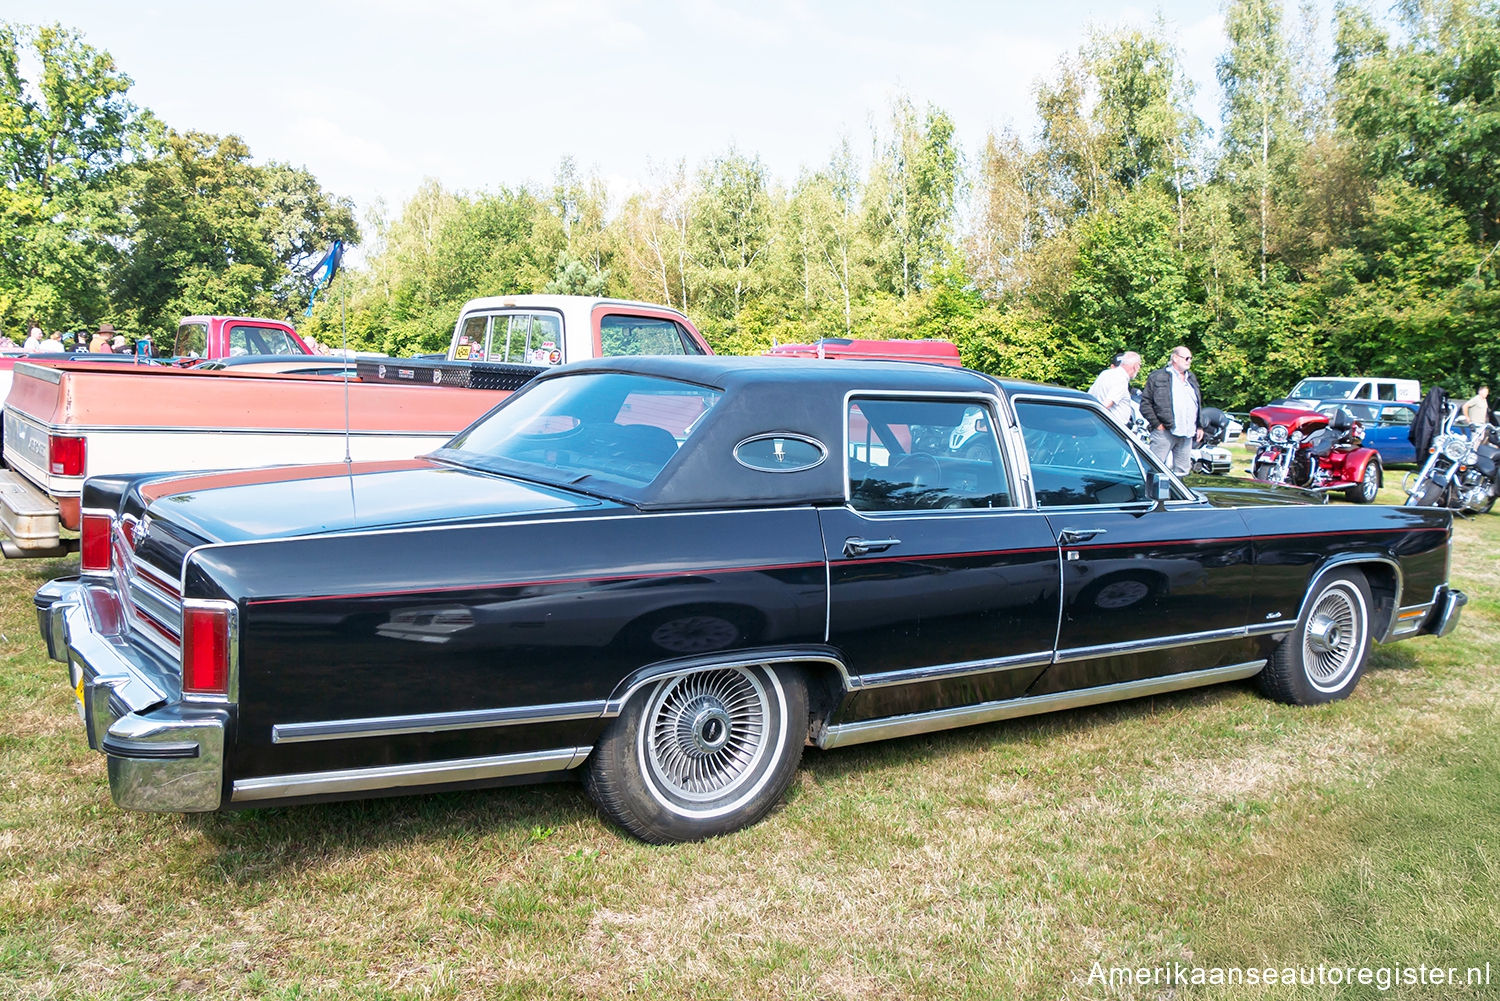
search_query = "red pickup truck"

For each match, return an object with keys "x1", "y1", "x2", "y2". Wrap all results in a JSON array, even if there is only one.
[{"x1": 166, "y1": 316, "x2": 314, "y2": 358}]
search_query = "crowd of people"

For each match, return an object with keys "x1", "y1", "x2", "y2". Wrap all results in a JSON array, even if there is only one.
[{"x1": 12, "y1": 319, "x2": 145, "y2": 356}]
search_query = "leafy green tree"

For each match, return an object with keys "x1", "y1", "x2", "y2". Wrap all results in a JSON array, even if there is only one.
[
  {"x1": 117, "y1": 130, "x2": 356, "y2": 335},
  {"x1": 1064, "y1": 187, "x2": 1200, "y2": 387},
  {"x1": 689, "y1": 149, "x2": 774, "y2": 321},
  {"x1": 0, "y1": 21, "x2": 144, "y2": 331},
  {"x1": 1336, "y1": 0, "x2": 1500, "y2": 244},
  {"x1": 1086, "y1": 25, "x2": 1201, "y2": 201},
  {"x1": 1218, "y1": 0, "x2": 1300, "y2": 282},
  {"x1": 864, "y1": 97, "x2": 959, "y2": 297}
]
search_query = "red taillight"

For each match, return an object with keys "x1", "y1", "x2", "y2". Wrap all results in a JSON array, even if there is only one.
[
  {"x1": 80, "y1": 513, "x2": 112, "y2": 572},
  {"x1": 49, "y1": 435, "x2": 86, "y2": 477},
  {"x1": 181, "y1": 602, "x2": 233, "y2": 695}
]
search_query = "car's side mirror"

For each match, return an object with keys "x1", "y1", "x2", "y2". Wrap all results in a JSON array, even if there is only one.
[{"x1": 1146, "y1": 471, "x2": 1175, "y2": 505}]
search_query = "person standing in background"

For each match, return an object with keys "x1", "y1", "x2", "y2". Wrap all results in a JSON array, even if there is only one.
[
  {"x1": 90, "y1": 322, "x2": 116, "y2": 353},
  {"x1": 1087, "y1": 351, "x2": 1143, "y2": 426},
  {"x1": 1138, "y1": 346, "x2": 1203, "y2": 474}
]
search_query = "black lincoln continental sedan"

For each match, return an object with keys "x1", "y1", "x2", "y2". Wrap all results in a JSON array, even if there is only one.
[{"x1": 37, "y1": 356, "x2": 1466, "y2": 842}]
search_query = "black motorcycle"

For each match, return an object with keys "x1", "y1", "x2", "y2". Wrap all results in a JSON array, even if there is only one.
[{"x1": 1404, "y1": 402, "x2": 1500, "y2": 514}]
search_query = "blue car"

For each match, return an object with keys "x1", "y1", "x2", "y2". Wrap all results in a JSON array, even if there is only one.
[{"x1": 1321, "y1": 401, "x2": 1420, "y2": 465}]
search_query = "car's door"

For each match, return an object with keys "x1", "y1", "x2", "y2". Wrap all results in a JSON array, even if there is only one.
[
  {"x1": 1011, "y1": 397, "x2": 1259, "y2": 695},
  {"x1": 1374, "y1": 404, "x2": 1416, "y2": 464},
  {"x1": 819, "y1": 394, "x2": 1061, "y2": 722}
]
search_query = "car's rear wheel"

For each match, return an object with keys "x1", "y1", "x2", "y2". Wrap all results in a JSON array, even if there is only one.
[
  {"x1": 1345, "y1": 458, "x2": 1381, "y2": 503},
  {"x1": 584, "y1": 665, "x2": 807, "y2": 843},
  {"x1": 1258, "y1": 569, "x2": 1372, "y2": 705}
]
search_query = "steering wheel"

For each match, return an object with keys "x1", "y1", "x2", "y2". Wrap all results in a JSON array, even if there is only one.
[{"x1": 890, "y1": 452, "x2": 943, "y2": 491}]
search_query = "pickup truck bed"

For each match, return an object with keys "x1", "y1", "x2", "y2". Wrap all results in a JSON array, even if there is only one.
[{"x1": 0, "y1": 360, "x2": 508, "y2": 557}]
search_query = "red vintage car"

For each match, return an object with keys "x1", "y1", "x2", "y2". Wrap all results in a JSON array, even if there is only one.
[{"x1": 1249, "y1": 405, "x2": 1383, "y2": 503}]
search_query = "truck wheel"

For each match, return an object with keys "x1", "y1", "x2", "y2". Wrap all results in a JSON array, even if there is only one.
[
  {"x1": 1257, "y1": 569, "x2": 1372, "y2": 705},
  {"x1": 584, "y1": 665, "x2": 807, "y2": 843},
  {"x1": 1345, "y1": 459, "x2": 1381, "y2": 504}
]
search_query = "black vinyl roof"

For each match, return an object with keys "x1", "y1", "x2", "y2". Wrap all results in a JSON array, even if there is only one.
[{"x1": 517, "y1": 356, "x2": 1083, "y2": 510}]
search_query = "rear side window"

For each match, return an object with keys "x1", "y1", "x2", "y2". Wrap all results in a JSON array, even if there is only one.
[
  {"x1": 846, "y1": 398, "x2": 1011, "y2": 511},
  {"x1": 1015, "y1": 400, "x2": 1148, "y2": 507},
  {"x1": 452, "y1": 312, "x2": 564, "y2": 365},
  {"x1": 598, "y1": 314, "x2": 703, "y2": 357},
  {"x1": 228, "y1": 325, "x2": 302, "y2": 356},
  {"x1": 1377, "y1": 383, "x2": 1396, "y2": 401}
]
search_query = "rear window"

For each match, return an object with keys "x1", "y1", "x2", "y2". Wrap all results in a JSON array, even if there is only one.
[
  {"x1": 445, "y1": 372, "x2": 720, "y2": 490},
  {"x1": 598, "y1": 314, "x2": 704, "y2": 357}
]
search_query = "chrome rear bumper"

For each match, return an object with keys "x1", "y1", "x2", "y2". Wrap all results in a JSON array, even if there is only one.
[
  {"x1": 0, "y1": 468, "x2": 73, "y2": 558},
  {"x1": 1424, "y1": 585, "x2": 1467, "y2": 638},
  {"x1": 36, "y1": 578, "x2": 226, "y2": 812}
]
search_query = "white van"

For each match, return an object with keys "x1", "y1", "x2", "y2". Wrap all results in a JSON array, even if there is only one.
[{"x1": 1276, "y1": 376, "x2": 1421, "y2": 410}]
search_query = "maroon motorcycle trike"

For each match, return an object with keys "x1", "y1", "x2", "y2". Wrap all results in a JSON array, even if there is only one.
[{"x1": 1248, "y1": 405, "x2": 1383, "y2": 503}]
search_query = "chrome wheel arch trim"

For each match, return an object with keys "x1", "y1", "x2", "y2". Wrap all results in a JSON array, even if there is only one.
[
  {"x1": 1296, "y1": 554, "x2": 1404, "y2": 642},
  {"x1": 816, "y1": 661, "x2": 1267, "y2": 750},
  {"x1": 604, "y1": 648, "x2": 852, "y2": 717}
]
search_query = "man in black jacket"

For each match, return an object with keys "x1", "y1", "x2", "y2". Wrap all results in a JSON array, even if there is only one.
[{"x1": 1138, "y1": 346, "x2": 1203, "y2": 474}]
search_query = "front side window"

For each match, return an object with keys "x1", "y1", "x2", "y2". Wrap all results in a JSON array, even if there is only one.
[
  {"x1": 445, "y1": 373, "x2": 720, "y2": 489},
  {"x1": 228, "y1": 325, "x2": 301, "y2": 356},
  {"x1": 1015, "y1": 400, "x2": 1148, "y2": 507},
  {"x1": 598, "y1": 314, "x2": 702, "y2": 357},
  {"x1": 847, "y1": 398, "x2": 1011, "y2": 511}
]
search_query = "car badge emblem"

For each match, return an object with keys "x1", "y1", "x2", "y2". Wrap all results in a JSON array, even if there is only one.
[{"x1": 378, "y1": 364, "x2": 387, "y2": 379}]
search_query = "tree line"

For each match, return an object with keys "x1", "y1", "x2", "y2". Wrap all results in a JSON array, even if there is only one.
[{"x1": 4, "y1": 2, "x2": 1498, "y2": 410}]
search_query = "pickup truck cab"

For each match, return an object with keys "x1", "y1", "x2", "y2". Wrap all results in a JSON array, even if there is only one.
[
  {"x1": 170, "y1": 316, "x2": 313, "y2": 359},
  {"x1": 447, "y1": 296, "x2": 710, "y2": 365}
]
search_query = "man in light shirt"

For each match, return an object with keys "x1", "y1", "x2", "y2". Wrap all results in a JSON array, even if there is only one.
[
  {"x1": 1138, "y1": 346, "x2": 1203, "y2": 474},
  {"x1": 1087, "y1": 351, "x2": 1142, "y2": 426}
]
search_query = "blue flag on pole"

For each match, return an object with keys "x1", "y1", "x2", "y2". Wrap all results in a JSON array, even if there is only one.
[{"x1": 305, "y1": 240, "x2": 344, "y2": 315}]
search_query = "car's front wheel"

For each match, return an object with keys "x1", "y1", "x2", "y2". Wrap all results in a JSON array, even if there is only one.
[
  {"x1": 1258, "y1": 569, "x2": 1372, "y2": 705},
  {"x1": 584, "y1": 665, "x2": 807, "y2": 843}
]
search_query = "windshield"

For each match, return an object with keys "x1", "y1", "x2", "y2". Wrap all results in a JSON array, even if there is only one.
[
  {"x1": 442, "y1": 372, "x2": 721, "y2": 492},
  {"x1": 1289, "y1": 378, "x2": 1358, "y2": 399}
]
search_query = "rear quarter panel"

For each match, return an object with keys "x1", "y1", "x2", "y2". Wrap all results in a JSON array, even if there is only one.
[{"x1": 189, "y1": 508, "x2": 829, "y2": 781}]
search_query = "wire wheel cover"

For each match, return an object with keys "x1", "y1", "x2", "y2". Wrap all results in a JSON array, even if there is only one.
[
  {"x1": 643, "y1": 668, "x2": 771, "y2": 803},
  {"x1": 1303, "y1": 584, "x2": 1365, "y2": 689}
]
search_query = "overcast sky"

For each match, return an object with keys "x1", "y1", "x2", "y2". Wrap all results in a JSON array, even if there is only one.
[{"x1": 14, "y1": 1, "x2": 1266, "y2": 223}]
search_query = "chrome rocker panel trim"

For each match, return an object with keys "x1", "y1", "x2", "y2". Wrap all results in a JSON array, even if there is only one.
[
  {"x1": 230, "y1": 747, "x2": 590, "y2": 804},
  {"x1": 272, "y1": 702, "x2": 608, "y2": 744},
  {"x1": 816, "y1": 660, "x2": 1267, "y2": 750}
]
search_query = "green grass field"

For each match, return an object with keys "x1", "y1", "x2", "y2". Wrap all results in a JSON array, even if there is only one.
[{"x1": 1, "y1": 481, "x2": 1496, "y2": 999}]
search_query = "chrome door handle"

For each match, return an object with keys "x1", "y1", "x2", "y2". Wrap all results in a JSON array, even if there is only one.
[
  {"x1": 844, "y1": 537, "x2": 901, "y2": 557},
  {"x1": 1058, "y1": 528, "x2": 1106, "y2": 545}
]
